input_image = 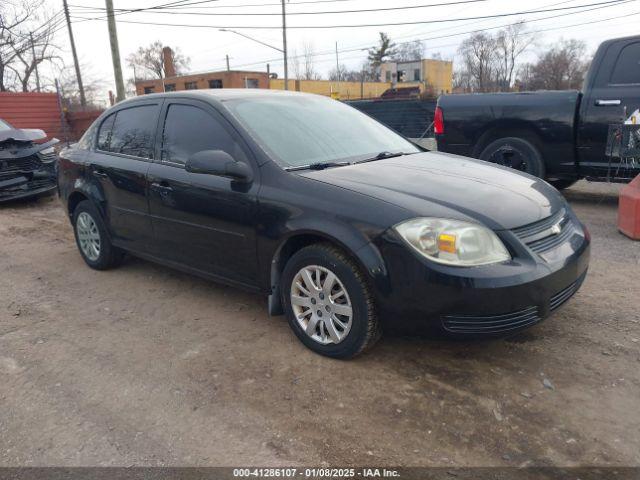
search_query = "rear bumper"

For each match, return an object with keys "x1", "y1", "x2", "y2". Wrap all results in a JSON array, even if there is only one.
[{"x1": 372, "y1": 222, "x2": 590, "y2": 336}]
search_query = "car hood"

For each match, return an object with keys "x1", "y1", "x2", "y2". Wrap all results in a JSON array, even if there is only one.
[{"x1": 299, "y1": 151, "x2": 565, "y2": 230}]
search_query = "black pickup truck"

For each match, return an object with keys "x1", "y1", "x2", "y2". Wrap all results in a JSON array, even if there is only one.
[{"x1": 435, "y1": 35, "x2": 640, "y2": 188}]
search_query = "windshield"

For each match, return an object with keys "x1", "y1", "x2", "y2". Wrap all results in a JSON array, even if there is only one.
[
  {"x1": 0, "y1": 119, "x2": 12, "y2": 131},
  {"x1": 226, "y1": 94, "x2": 420, "y2": 168}
]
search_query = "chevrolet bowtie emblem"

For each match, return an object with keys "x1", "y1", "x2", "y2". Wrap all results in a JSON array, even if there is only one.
[{"x1": 550, "y1": 223, "x2": 562, "y2": 235}]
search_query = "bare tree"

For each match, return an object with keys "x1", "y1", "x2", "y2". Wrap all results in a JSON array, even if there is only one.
[
  {"x1": 457, "y1": 32, "x2": 498, "y2": 92},
  {"x1": 494, "y1": 21, "x2": 535, "y2": 91},
  {"x1": 0, "y1": 0, "x2": 52, "y2": 92},
  {"x1": 301, "y1": 42, "x2": 321, "y2": 80},
  {"x1": 9, "y1": 13, "x2": 60, "y2": 92},
  {"x1": 392, "y1": 40, "x2": 425, "y2": 62},
  {"x1": 329, "y1": 62, "x2": 377, "y2": 82},
  {"x1": 126, "y1": 40, "x2": 190, "y2": 80},
  {"x1": 519, "y1": 39, "x2": 589, "y2": 90},
  {"x1": 53, "y1": 63, "x2": 107, "y2": 110}
]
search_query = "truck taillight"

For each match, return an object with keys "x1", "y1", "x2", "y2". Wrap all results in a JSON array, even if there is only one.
[{"x1": 434, "y1": 106, "x2": 444, "y2": 135}]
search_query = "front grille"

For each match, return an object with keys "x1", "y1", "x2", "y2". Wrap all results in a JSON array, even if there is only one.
[
  {"x1": 512, "y1": 209, "x2": 575, "y2": 254},
  {"x1": 0, "y1": 155, "x2": 42, "y2": 176},
  {"x1": 442, "y1": 306, "x2": 541, "y2": 334},
  {"x1": 550, "y1": 271, "x2": 587, "y2": 311}
]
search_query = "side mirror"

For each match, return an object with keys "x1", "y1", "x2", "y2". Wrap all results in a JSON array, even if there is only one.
[{"x1": 185, "y1": 150, "x2": 253, "y2": 183}]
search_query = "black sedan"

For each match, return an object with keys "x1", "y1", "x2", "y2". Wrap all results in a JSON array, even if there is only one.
[{"x1": 58, "y1": 90, "x2": 590, "y2": 358}]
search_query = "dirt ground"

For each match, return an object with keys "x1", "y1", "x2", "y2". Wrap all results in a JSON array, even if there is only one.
[{"x1": 0, "y1": 181, "x2": 639, "y2": 467}]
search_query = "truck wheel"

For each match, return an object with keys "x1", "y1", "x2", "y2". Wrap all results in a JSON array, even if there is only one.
[
  {"x1": 479, "y1": 137, "x2": 545, "y2": 178},
  {"x1": 281, "y1": 243, "x2": 381, "y2": 359}
]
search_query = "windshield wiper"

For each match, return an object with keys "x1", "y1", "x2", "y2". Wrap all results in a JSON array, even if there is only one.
[
  {"x1": 353, "y1": 151, "x2": 413, "y2": 164},
  {"x1": 284, "y1": 161, "x2": 351, "y2": 171}
]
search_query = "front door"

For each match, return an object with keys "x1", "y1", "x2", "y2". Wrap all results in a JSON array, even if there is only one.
[
  {"x1": 147, "y1": 99, "x2": 260, "y2": 287},
  {"x1": 578, "y1": 39, "x2": 640, "y2": 179},
  {"x1": 89, "y1": 102, "x2": 161, "y2": 251}
]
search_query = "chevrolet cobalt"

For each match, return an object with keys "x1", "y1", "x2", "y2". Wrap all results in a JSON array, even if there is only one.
[{"x1": 58, "y1": 90, "x2": 590, "y2": 358}]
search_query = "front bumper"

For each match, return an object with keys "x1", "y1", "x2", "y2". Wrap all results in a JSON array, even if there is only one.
[
  {"x1": 0, "y1": 166, "x2": 57, "y2": 202},
  {"x1": 372, "y1": 217, "x2": 591, "y2": 336}
]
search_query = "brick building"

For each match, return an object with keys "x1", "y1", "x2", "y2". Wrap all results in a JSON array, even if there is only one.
[
  {"x1": 135, "y1": 70, "x2": 270, "y2": 95},
  {"x1": 134, "y1": 46, "x2": 269, "y2": 95}
]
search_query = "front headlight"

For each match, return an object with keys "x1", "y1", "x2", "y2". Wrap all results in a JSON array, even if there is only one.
[
  {"x1": 394, "y1": 218, "x2": 511, "y2": 266},
  {"x1": 38, "y1": 146, "x2": 56, "y2": 163}
]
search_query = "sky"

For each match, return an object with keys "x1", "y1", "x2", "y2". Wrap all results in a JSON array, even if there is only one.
[{"x1": 34, "y1": 0, "x2": 640, "y2": 103}]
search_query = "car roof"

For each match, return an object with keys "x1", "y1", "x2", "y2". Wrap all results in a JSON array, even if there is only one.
[{"x1": 118, "y1": 88, "x2": 320, "y2": 107}]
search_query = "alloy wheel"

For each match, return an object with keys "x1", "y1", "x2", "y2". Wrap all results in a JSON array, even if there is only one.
[{"x1": 76, "y1": 211, "x2": 101, "y2": 261}]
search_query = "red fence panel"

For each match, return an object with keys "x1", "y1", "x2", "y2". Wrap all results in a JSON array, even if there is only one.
[
  {"x1": 65, "y1": 110, "x2": 103, "y2": 141},
  {"x1": 0, "y1": 92, "x2": 64, "y2": 141}
]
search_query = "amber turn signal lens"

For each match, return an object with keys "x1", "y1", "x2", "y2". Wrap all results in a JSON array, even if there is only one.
[{"x1": 438, "y1": 233, "x2": 457, "y2": 253}]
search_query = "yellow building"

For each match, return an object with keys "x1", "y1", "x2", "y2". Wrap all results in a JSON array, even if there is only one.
[
  {"x1": 379, "y1": 58, "x2": 453, "y2": 95},
  {"x1": 269, "y1": 78, "x2": 392, "y2": 100}
]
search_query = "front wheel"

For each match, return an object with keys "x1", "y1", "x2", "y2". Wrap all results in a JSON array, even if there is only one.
[
  {"x1": 479, "y1": 137, "x2": 545, "y2": 178},
  {"x1": 281, "y1": 243, "x2": 380, "y2": 359}
]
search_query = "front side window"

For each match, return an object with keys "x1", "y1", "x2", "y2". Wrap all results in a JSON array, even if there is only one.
[
  {"x1": 102, "y1": 105, "x2": 159, "y2": 158},
  {"x1": 610, "y1": 42, "x2": 640, "y2": 85},
  {"x1": 161, "y1": 104, "x2": 247, "y2": 166},
  {"x1": 226, "y1": 95, "x2": 419, "y2": 168},
  {"x1": 0, "y1": 119, "x2": 12, "y2": 131}
]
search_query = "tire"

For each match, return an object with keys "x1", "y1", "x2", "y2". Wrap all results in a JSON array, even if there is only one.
[
  {"x1": 479, "y1": 137, "x2": 545, "y2": 178},
  {"x1": 281, "y1": 243, "x2": 380, "y2": 359},
  {"x1": 72, "y1": 200, "x2": 124, "y2": 270},
  {"x1": 549, "y1": 179, "x2": 577, "y2": 190}
]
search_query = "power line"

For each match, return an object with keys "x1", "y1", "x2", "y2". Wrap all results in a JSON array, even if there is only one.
[
  {"x1": 195, "y1": 0, "x2": 636, "y2": 71},
  {"x1": 69, "y1": 0, "x2": 490, "y2": 17},
  {"x1": 68, "y1": 0, "x2": 631, "y2": 29}
]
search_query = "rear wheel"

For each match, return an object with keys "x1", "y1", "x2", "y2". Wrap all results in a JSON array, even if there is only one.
[
  {"x1": 479, "y1": 137, "x2": 545, "y2": 178},
  {"x1": 72, "y1": 200, "x2": 124, "y2": 270},
  {"x1": 281, "y1": 243, "x2": 380, "y2": 359}
]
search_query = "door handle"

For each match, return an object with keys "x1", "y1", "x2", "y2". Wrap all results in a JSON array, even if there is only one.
[
  {"x1": 595, "y1": 99, "x2": 621, "y2": 106},
  {"x1": 151, "y1": 181, "x2": 173, "y2": 192},
  {"x1": 93, "y1": 170, "x2": 108, "y2": 178}
]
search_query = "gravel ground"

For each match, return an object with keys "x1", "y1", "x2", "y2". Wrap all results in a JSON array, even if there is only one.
[{"x1": 0, "y1": 181, "x2": 639, "y2": 467}]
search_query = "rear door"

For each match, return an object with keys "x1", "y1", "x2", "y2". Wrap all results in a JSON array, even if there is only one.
[
  {"x1": 147, "y1": 98, "x2": 260, "y2": 286},
  {"x1": 578, "y1": 39, "x2": 640, "y2": 178},
  {"x1": 89, "y1": 101, "x2": 161, "y2": 251}
]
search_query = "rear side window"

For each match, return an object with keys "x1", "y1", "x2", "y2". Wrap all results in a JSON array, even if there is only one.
[
  {"x1": 99, "y1": 105, "x2": 159, "y2": 158},
  {"x1": 97, "y1": 114, "x2": 116, "y2": 151},
  {"x1": 610, "y1": 42, "x2": 640, "y2": 85},
  {"x1": 160, "y1": 104, "x2": 247, "y2": 166}
]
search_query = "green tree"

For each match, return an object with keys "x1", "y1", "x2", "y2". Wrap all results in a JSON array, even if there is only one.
[{"x1": 367, "y1": 32, "x2": 396, "y2": 69}]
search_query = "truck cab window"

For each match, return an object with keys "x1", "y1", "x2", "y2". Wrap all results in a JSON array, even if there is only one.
[{"x1": 610, "y1": 42, "x2": 640, "y2": 85}]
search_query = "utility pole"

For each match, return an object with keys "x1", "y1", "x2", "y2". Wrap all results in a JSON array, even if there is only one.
[
  {"x1": 281, "y1": 0, "x2": 288, "y2": 90},
  {"x1": 29, "y1": 32, "x2": 41, "y2": 92},
  {"x1": 335, "y1": 42, "x2": 340, "y2": 82},
  {"x1": 105, "y1": 0, "x2": 126, "y2": 102},
  {"x1": 62, "y1": 0, "x2": 86, "y2": 106},
  {"x1": 225, "y1": 54, "x2": 230, "y2": 71}
]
